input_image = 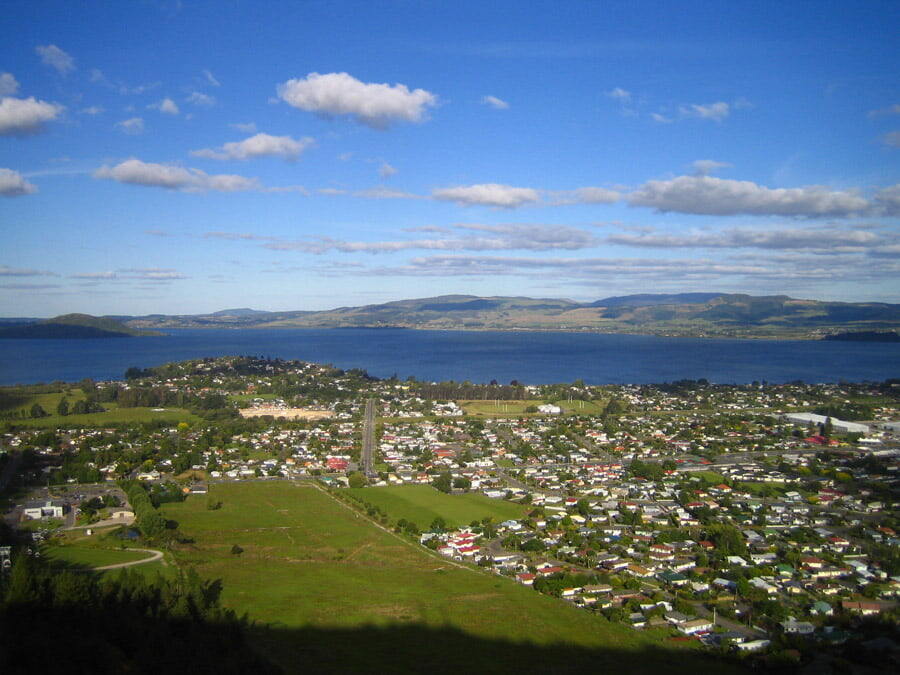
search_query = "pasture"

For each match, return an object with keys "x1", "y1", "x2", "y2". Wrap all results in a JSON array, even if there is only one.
[
  {"x1": 159, "y1": 482, "x2": 731, "y2": 673},
  {"x1": 346, "y1": 484, "x2": 525, "y2": 528}
]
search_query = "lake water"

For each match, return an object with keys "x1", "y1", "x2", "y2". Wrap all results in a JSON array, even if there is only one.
[{"x1": 0, "y1": 328, "x2": 897, "y2": 386}]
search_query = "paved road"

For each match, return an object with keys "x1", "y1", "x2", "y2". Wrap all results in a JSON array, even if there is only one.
[
  {"x1": 93, "y1": 548, "x2": 164, "y2": 571},
  {"x1": 362, "y1": 398, "x2": 376, "y2": 478}
]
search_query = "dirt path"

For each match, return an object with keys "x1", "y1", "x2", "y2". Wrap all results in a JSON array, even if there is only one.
[{"x1": 93, "y1": 548, "x2": 164, "y2": 571}]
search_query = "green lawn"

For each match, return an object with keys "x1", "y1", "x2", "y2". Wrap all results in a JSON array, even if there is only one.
[
  {"x1": 347, "y1": 484, "x2": 525, "y2": 529},
  {"x1": 459, "y1": 399, "x2": 542, "y2": 416},
  {"x1": 43, "y1": 544, "x2": 154, "y2": 568},
  {"x1": 160, "y1": 482, "x2": 733, "y2": 673}
]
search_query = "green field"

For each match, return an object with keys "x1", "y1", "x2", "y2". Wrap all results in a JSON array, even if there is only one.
[
  {"x1": 161, "y1": 482, "x2": 734, "y2": 673},
  {"x1": 347, "y1": 485, "x2": 525, "y2": 529},
  {"x1": 4, "y1": 401, "x2": 200, "y2": 428},
  {"x1": 43, "y1": 544, "x2": 154, "y2": 568}
]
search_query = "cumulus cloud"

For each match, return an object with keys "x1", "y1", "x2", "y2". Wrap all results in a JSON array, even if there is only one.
[
  {"x1": 432, "y1": 183, "x2": 540, "y2": 208},
  {"x1": 117, "y1": 117, "x2": 145, "y2": 134},
  {"x1": 93, "y1": 158, "x2": 261, "y2": 193},
  {"x1": 191, "y1": 133, "x2": 314, "y2": 161},
  {"x1": 378, "y1": 162, "x2": 397, "y2": 178},
  {"x1": 81, "y1": 105, "x2": 104, "y2": 115},
  {"x1": 277, "y1": 72, "x2": 437, "y2": 129},
  {"x1": 186, "y1": 91, "x2": 215, "y2": 106},
  {"x1": 482, "y1": 95, "x2": 509, "y2": 109},
  {"x1": 679, "y1": 101, "x2": 730, "y2": 122},
  {"x1": 0, "y1": 73, "x2": 19, "y2": 96},
  {"x1": 691, "y1": 159, "x2": 731, "y2": 176},
  {"x1": 151, "y1": 97, "x2": 179, "y2": 115},
  {"x1": 628, "y1": 175, "x2": 869, "y2": 217},
  {"x1": 0, "y1": 168, "x2": 38, "y2": 197},
  {"x1": 873, "y1": 183, "x2": 900, "y2": 216},
  {"x1": 36, "y1": 44, "x2": 75, "y2": 74},
  {"x1": 0, "y1": 96, "x2": 64, "y2": 135},
  {"x1": 548, "y1": 187, "x2": 621, "y2": 205},
  {"x1": 883, "y1": 131, "x2": 900, "y2": 148}
]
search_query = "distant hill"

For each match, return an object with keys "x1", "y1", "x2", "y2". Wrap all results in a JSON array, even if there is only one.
[
  {"x1": 823, "y1": 330, "x2": 900, "y2": 342},
  {"x1": 0, "y1": 313, "x2": 160, "y2": 339},
  {"x1": 11, "y1": 294, "x2": 900, "y2": 339},
  {"x1": 590, "y1": 293, "x2": 725, "y2": 308}
]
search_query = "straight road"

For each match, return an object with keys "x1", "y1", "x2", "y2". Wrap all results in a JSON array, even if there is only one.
[{"x1": 362, "y1": 398, "x2": 376, "y2": 478}]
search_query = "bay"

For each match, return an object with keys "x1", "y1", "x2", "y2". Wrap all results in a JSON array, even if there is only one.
[{"x1": 0, "y1": 328, "x2": 897, "y2": 386}]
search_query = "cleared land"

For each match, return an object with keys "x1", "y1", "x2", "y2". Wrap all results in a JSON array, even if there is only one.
[
  {"x1": 160, "y1": 482, "x2": 733, "y2": 673},
  {"x1": 346, "y1": 485, "x2": 525, "y2": 529}
]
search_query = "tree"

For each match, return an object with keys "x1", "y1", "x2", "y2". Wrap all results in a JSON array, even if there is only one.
[
  {"x1": 452, "y1": 476, "x2": 471, "y2": 490},
  {"x1": 348, "y1": 471, "x2": 367, "y2": 489},
  {"x1": 30, "y1": 403, "x2": 47, "y2": 419},
  {"x1": 56, "y1": 397, "x2": 69, "y2": 416},
  {"x1": 433, "y1": 472, "x2": 452, "y2": 494}
]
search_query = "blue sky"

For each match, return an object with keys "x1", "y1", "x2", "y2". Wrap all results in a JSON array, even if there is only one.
[{"x1": 1, "y1": 0, "x2": 898, "y2": 316}]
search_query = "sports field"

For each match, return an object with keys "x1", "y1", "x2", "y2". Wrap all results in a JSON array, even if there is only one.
[
  {"x1": 346, "y1": 484, "x2": 525, "y2": 528},
  {"x1": 160, "y1": 482, "x2": 738, "y2": 673}
]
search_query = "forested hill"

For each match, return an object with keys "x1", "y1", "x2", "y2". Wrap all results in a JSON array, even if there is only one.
[
  {"x1": 116, "y1": 293, "x2": 900, "y2": 339},
  {"x1": 0, "y1": 313, "x2": 160, "y2": 339}
]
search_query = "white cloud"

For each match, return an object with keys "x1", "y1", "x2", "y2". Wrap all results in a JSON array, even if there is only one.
[
  {"x1": 191, "y1": 133, "x2": 314, "y2": 161},
  {"x1": 432, "y1": 183, "x2": 540, "y2": 208},
  {"x1": 650, "y1": 112, "x2": 672, "y2": 123},
  {"x1": 186, "y1": 91, "x2": 215, "y2": 106},
  {"x1": 0, "y1": 73, "x2": 19, "y2": 96},
  {"x1": 277, "y1": 72, "x2": 437, "y2": 129},
  {"x1": 203, "y1": 69, "x2": 220, "y2": 87},
  {"x1": 117, "y1": 117, "x2": 145, "y2": 134},
  {"x1": 606, "y1": 87, "x2": 631, "y2": 102},
  {"x1": 607, "y1": 226, "x2": 884, "y2": 252},
  {"x1": 0, "y1": 168, "x2": 37, "y2": 197},
  {"x1": 93, "y1": 158, "x2": 261, "y2": 193},
  {"x1": 691, "y1": 159, "x2": 732, "y2": 175},
  {"x1": 482, "y1": 95, "x2": 509, "y2": 109},
  {"x1": 883, "y1": 131, "x2": 900, "y2": 148},
  {"x1": 378, "y1": 162, "x2": 397, "y2": 178},
  {"x1": 873, "y1": 183, "x2": 900, "y2": 216},
  {"x1": 81, "y1": 105, "x2": 104, "y2": 115},
  {"x1": 230, "y1": 122, "x2": 257, "y2": 133},
  {"x1": 151, "y1": 97, "x2": 180, "y2": 115},
  {"x1": 629, "y1": 175, "x2": 869, "y2": 217},
  {"x1": 0, "y1": 96, "x2": 64, "y2": 135},
  {"x1": 35, "y1": 44, "x2": 75, "y2": 74},
  {"x1": 680, "y1": 101, "x2": 730, "y2": 122},
  {"x1": 548, "y1": 187, "x2": 621, "y2": 205}
]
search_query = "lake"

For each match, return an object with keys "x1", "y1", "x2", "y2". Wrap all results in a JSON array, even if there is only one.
[{"x1": 0, "y1": 328, "x2": 897, "y2": 386}]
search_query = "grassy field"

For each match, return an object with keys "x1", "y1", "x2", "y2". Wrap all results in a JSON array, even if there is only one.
[
  {"x1": 5, "y1": 401, "x2": 200, "y2": 428},
  {"x1": 43, "y1": 544, "x2": 154, "y2": 568},
  {"x1": 160, "y1": 482, "x2": 735, "y2": 673},
  {"x1": 346, "y1": 485, "x2": 525, "y2": 529}
]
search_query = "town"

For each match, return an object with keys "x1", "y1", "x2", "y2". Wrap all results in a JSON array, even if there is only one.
[{"x1": 1, "y1": 356, "x2": 898, "y2": 670}]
